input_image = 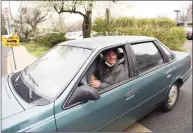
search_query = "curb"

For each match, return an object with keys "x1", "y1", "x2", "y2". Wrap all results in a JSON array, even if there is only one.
[
  {"x1": 6, "y1": 52, "x2": 14, "y2": 74},
  {"x1": 125, "y1": 122, "x2": 152, "y2": 132},
  {"x1": 7, "y1": 50, "x2": 18, "y2": 74}
]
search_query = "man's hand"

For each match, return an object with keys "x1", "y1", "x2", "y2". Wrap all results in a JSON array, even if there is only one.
[{"x1": 90, "y1": 80, "x2": 101, "y2": 88}]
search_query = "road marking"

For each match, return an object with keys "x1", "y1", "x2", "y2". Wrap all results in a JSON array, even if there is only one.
[{"x1": 125, "y1": 122, "x2": 151, "y2": 132}]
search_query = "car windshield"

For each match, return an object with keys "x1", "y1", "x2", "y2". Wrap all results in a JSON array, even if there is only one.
[{"x1": 22, "y1": 45, "x2": 92, "y2": 100}]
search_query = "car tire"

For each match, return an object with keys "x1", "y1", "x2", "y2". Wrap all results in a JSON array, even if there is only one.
[{"x1": 161, "y1": 83, "x2": 180, "y2": 112}]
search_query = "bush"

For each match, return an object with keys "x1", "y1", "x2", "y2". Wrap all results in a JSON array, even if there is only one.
[
  {"x1": 19, "y1": 36, "x2": 25, "y2": 42},
  {"x1": 114, "y1": 27, "x2": 186, "y2": 51},
  {"x1": 33, "y1": 32, "x2": 68, "y2": 47},
  {"x1": 93, "y1": 17, "x2": 177, "y2": 33},
  {"x1": 92, "y1": 17, "x2": 186, "y2": 51}
]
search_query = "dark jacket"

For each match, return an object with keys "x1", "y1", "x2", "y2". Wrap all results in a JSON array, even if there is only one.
[
  {"x1": 96, "y1": 58, "x2": 126, "y2": 89},
  {"x1": 80, "y1": 57, "x2": 126, "y2": 89}
]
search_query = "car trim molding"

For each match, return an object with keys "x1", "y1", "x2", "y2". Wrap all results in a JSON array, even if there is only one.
[{"x1": 92, "y1": 85, "x2": 168, "y2": 132}]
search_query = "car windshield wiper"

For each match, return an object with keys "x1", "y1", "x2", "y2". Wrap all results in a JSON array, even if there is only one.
[
  {"x1": 27, "y1": 73, "x2": 39, "y2": 100},
  {"x1": 14, "y1": 66, "x2": 39, "y2": 100},
  {"x1": 15, "y1": 66, "x2": 29, "y2": 83}
]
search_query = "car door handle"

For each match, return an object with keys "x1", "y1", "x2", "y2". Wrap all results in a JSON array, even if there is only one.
[
  {"x1": 125, "y1": 88, "x2": 138, "y2": 100},
  {"x1": 167, "y1": 75, "x2": 171, "y2": 78},
  {"x1": 125, "y1": 94, "x2": 135, "y2": 100}
]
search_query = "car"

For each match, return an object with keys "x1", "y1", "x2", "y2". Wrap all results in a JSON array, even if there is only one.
[
  {"x1": 184, "y1": 27, "x2": 192, "y2": 40},
  {"x1": 187, "y1": 28, "x2": 192, "y2": 40},
  {"x1": 66, "y1": 31, "x2": 83, "y2": 40},
  {"x1": 29, "y1": 32, "x2": 59, "y2": 40},
  {"x1": 2, "y1": 36, "x2": 192, "y2": 132}
]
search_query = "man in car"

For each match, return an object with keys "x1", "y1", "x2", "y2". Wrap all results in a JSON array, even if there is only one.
[{"x1": 90, "y1": 48, "x2": 126, "y2": 90}]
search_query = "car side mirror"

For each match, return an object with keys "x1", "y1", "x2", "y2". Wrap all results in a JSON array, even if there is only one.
[{"x1": 66, "y1": 84, "x2": 100, "y2": 107}]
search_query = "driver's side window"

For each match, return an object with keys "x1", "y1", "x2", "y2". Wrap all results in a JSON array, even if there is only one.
[{"x1": 65, "y1": 46, "x2": 128, "y2": 108}]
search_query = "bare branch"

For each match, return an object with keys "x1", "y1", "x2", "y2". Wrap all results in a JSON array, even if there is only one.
[
  {"x1": 62, "y1": 9, "x2": 86, "y2": 18},
  {"x1": 53, "y1": 2, "x2": 86, "y2": 18},
  {"x1": 53, "y1": 4, "x2": 62, "y2": 14}
]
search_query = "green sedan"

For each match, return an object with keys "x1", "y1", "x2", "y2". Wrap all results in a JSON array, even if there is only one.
[{"x1": 2, "y1": 36, "x2": 192, "y2": 132}]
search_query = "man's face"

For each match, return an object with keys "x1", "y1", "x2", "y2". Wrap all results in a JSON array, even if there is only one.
[{"x1": 105, "y1": 50, "x2": 117, "y2": 65}]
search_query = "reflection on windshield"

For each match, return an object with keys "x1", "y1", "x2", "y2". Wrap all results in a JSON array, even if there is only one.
[{"x1": 22, "y1": 45, "x2": 92, "y2": 100}]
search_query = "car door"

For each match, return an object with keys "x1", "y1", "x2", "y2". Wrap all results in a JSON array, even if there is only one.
[
  {"x1": 121, "y1": 41, "x2": 174, "y2": 120},
  {"x1": 54, "y1": 45, "x2": 142, "y2": 132}
]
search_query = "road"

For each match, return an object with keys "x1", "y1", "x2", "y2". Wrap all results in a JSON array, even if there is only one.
[
  {"x1": 139, "y1": 40, "x2": 192, "y2": 132},
  {"x1": 2, "y1": 46, "x2": 10, "y2": 76}
]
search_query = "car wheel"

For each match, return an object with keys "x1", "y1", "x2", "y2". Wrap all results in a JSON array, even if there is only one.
[{"x1": 161, "y1": 84, "x2": 179, "y2": 112}]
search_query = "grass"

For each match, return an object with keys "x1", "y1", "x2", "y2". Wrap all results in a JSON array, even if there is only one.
[{"x1": 23, "y1": 42, "x2": 51, "y2": 58}]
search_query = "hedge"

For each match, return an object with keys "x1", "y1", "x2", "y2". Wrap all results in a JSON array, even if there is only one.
[
  {"x1": 33, "y1": 32, "x2": 68, "y2": 47},
  {"x1": 92, "y1": 17, "x2": 186, "y2": 51},
  {"x1": 114, "y1": 27, "x2": 186, "y2": 51}
]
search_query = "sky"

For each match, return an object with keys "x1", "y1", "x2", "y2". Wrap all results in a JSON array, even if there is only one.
[{"x1": 2, "y1": 1, "x2": 192, "y2": 29}]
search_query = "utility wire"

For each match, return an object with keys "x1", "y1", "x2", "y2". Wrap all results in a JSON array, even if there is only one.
[{"x1": 16, "y1": 1, "x2": 23, "y2": 15}]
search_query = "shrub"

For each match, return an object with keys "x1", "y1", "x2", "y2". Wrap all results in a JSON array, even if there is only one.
[
  {"x1": 93, "y1": 17, "x2": 177, "y2": 34},
  {"x1": 92, "y1": 17, "x2": 186, "y2": 51},
  {"x1": 33, "y1": 32, "x2": 68, "y2": 47},
  {"x1": 19, "y1": 36, "x2": 25, "y2": 42},
  {"x1": 114, "y1": 27, "x2": 186, "y2": 51}
]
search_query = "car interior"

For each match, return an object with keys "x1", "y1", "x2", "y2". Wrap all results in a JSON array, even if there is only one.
[{"x1": 79, "y1": 47, "x2": 129, "y2": 89}]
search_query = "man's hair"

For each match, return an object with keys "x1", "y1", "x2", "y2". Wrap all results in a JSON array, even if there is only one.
[{"x1": 103, "y1": 48, "x2": 118, "y2": 56}]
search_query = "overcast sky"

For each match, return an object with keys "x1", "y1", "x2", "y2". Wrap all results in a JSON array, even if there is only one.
[{"x1": 2, "y1": 1, "x2": 191, "y2": 29}]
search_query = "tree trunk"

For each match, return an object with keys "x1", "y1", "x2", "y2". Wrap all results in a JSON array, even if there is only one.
[
  {"x1": 82, "y1": 10, "x2": 92, "y2": 38},
  {"x1": 32, "y1": 26, "x2": 37, "y2": 37}
]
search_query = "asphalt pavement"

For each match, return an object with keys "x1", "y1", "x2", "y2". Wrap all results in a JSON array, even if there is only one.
[
  {"x1": 139, "y1": 40, "x2": 192, "y2": 132},
  {"x1": 1, "y1": 46, "x2": 10, "y2": 76}
]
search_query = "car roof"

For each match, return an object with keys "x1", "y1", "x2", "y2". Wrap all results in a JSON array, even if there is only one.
[{"x1": 58, "y1": 36, "x2": 156, "y2": 50}]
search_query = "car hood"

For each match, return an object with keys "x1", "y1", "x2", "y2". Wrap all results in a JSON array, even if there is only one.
[{"x1": 2, "y1": 74, "x2": 24, "y2": 119}]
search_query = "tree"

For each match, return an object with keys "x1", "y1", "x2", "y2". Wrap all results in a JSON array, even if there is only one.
[
  {"x1": 12, "y1": 8, "x2": 26, "y2": 37},
  {"x1": 11, "y1": 7, "x2": 35, "y2": 42},
  {"x1": 11, "y1": 22, "x2": 32, "y2": 42},
  {"x1": 22, "y1": 7, "x2": 50, "y2": 35},
  {"x1": 13, "y1": 3, "x2": 50, "y2": 36},
  {"x1": 1, "y1": 13, "x2": 8, "y2": 35},
  {"x1": 50, "y1": 1, "x2": 94, "y2": 38},
  {"x1": 104, "y1": 8, "x2": 111, "y2": 35},
  {"x1": 48, "y1": 1, "x2": 132, "y2": 38},
  {"x1": 51, "y1": 14, "x2": 66, "y2": 32},
  {"x1": 179, "y1": 3, "x2": 192, "y2": 26}
]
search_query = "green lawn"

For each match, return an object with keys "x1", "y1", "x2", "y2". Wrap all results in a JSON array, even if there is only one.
[{"x1": 23, "y1": 42, "x2": 51, "y2": 58}]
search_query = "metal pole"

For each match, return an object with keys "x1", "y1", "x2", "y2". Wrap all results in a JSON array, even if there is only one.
[
  {"x1": 174, "y1": 10, "x2": 181, "y2": 25},
  {"x1": 176, "y1": 12, "x2": 179, "y2": 23},
  {"x1": 7, "y1": 3, "x2": 17, "y2": 70}
]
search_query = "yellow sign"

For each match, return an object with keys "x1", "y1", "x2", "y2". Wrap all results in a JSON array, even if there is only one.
[{"x1": 1, "y1": 34, "x2": 20, "y2": 47}]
